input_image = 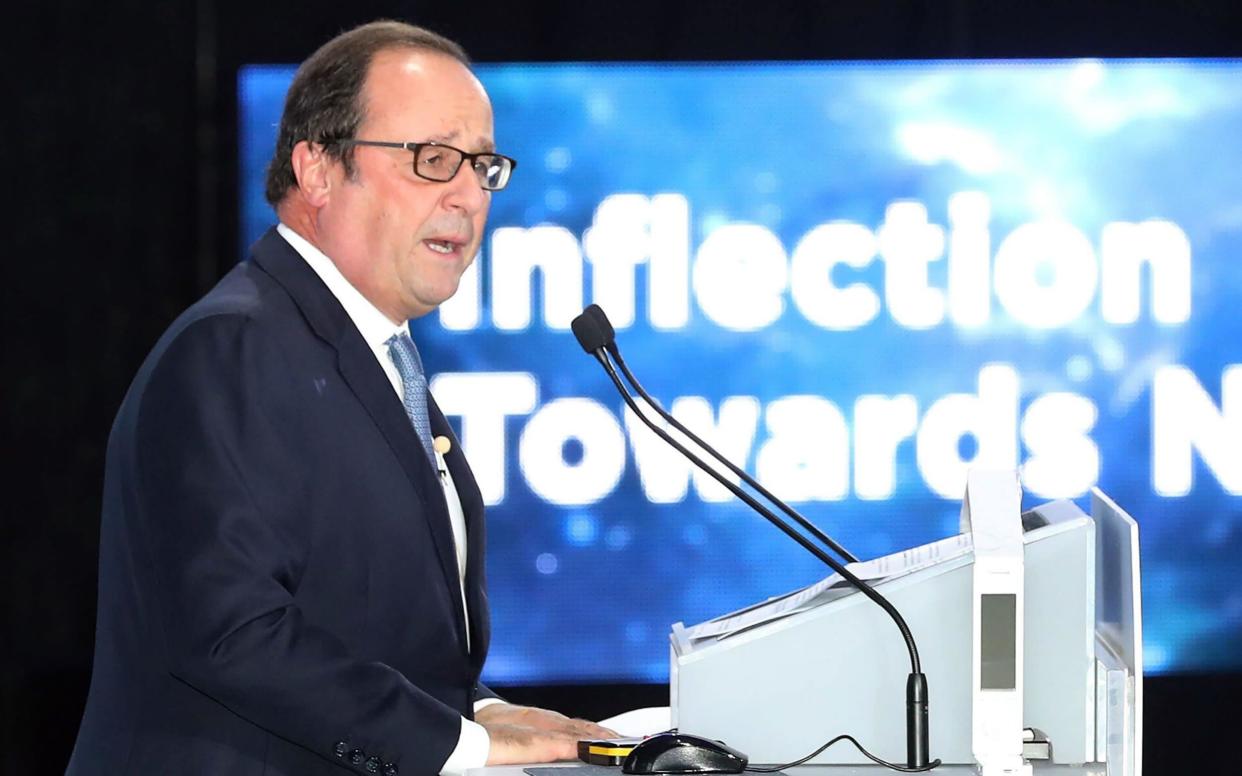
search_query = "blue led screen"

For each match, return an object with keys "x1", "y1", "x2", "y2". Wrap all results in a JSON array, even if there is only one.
[{"x1": 239, "y1": 60, "x2": 1242, "y2": 681}]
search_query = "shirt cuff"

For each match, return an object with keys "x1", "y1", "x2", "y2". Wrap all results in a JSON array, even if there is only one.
[
  {"x1": 440, "y1": 718, "x2": 491, "y2": 776},
  {"x1": 474, "y1": 697, "x2": 507, "y2": 713}
]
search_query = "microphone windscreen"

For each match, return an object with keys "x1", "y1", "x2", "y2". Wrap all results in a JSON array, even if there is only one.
[
  {"x1": 585, "y1": 304, "x2": 616, "y2": 345},
  {"x1": 571, "y1": 310, "x2": 609, "y2": 353}
]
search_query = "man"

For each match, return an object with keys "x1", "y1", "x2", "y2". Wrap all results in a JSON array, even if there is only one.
[{"x1": 69, "y1": 20, "x2": 612, "y2": 776}]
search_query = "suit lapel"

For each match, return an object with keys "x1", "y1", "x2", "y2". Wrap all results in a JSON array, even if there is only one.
[{"x1": 249, "y1": 228, "x2": 468, "y2": 642}]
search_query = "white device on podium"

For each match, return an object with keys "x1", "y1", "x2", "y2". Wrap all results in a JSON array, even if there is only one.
[
  {"x1": 669, "y1": 473, "x2": 1142, "y2": 776},
  {"x1": 962, "y1": 470, "x2": 1031, "y2": 776}
]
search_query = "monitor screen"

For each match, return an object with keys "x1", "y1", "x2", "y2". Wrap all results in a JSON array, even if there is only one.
[{"x1": 239, "y1": 59, "x2": 1242, "y2": 682}]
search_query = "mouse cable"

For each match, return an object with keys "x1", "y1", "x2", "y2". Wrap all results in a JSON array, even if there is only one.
[{"x1": 746, "y1": 733, "x2": 942, "y2": 773}]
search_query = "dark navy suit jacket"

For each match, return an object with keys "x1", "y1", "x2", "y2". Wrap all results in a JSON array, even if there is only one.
[{"x1": 68, "y1": 228, "x2": 493, "y2": 776}]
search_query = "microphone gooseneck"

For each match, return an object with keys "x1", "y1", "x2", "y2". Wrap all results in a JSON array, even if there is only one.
[
  {"x1": 570, "y1": 306, "x2": 936, "y2": 770},
  {"x1": 583, "y1": 304, "x2": 859, "y2": 565}
]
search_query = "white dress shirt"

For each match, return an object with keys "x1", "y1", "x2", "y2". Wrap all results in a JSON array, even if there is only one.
[{"x1": 276, "y1": 223, "x2": 498, "y2": 775}]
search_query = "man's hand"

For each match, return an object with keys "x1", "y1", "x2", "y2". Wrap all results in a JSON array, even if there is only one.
[{"x1": 477, "y1": 703, "x2": 618, "y2": 765}]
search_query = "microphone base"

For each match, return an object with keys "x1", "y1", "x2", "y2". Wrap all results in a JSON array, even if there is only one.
[{"x1": 907, "y1": 672, "x2": 931, "y2": 768}]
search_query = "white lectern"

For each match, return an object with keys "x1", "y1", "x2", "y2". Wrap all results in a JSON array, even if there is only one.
[{"x1": 669, "y1": 483, "x2": 1142, "y2": 776}]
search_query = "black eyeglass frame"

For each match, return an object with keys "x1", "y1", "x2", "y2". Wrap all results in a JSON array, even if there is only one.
[{"x1": 337, "y1": 139, "x2": 518, "y2": 191}]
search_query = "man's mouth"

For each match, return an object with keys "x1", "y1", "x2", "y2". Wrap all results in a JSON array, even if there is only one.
[{"x1": 425, "y1": 238, "x2": 459, "y2": 255}]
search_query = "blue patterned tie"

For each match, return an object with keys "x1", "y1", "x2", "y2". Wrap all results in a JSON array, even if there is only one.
[{"x1": 387, "y1": 331, "x2": 436, "y2": 465}]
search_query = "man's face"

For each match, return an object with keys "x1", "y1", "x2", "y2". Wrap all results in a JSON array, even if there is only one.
[{"x1": 316, "y1": 48, "x2": 494, "y2": 323}]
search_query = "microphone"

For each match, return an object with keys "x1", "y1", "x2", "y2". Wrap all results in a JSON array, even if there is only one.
[
  {"x1": 570, "y1": 306, "x2": 935, "y2": 770},
  {"x1": 584, "y1": 303, "x2": 621, "y2": 358},
  {"x1": 583, "y1": 304, "x2": 858, "y2": 565},
  {"x1": 571, "y1": 310, "x2": 611, "y2": 355}
]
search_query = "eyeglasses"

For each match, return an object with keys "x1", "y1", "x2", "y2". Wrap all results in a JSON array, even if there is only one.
[{"x1": 339, "y1": 139, "x2": 517, "y2": 191}]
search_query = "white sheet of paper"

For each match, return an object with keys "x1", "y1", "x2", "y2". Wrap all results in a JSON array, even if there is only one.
[
  {"x1": 683, "y1": 532, "x2": 974, "y2": 642},
  {"x1": 597, "y1": 706, "x2": 672, "y2": 737}
]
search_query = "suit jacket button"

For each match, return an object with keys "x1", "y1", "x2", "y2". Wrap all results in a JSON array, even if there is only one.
[
  {"x1": 365, "y1": 755, "x2": 383, "y2": 773},
  {"x1": 383, "y1": 763, "x2": 399, "y2": 776},
  {"x1": 334, "y1": 741, "x2": 349, "y2": 758},
  {"x1": 349, "y1": 748, "x2": 366, "y2": 765}
]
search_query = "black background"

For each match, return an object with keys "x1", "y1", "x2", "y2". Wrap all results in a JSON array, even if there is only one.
[{"x1": 6, "y1": 1, "x2": 1242, "y2": 772}]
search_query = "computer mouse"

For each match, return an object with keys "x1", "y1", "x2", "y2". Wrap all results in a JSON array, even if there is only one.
[{"x1": 621, "y1": 731, "x2": 749, "y2": 774}]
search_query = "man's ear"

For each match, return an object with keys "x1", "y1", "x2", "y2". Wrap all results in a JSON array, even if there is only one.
[{"x1": 290, "y1": 140, "x2": 332, "y2": 208}]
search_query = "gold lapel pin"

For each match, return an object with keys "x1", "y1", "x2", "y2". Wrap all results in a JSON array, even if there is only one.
[{"x1": 433, "y1": 436, "x2": 451, "y2": 455}]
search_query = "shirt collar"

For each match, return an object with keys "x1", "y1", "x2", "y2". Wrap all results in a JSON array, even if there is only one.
[{"x1": 276, "y1": 223, "x2": 407, "y2": 348}]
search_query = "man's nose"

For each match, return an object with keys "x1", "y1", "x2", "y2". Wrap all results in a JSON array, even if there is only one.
[{"x1": 443, "y1": 161, "x2": 489, "y2": 213}]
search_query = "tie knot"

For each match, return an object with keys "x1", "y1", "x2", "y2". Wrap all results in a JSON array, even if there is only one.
[
  {"x1": 387, "y1": 331, "x2": 436, "y2": 464},
  {"x1": 387, "y1": 331, "x2": 426, "y2": 384}
]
